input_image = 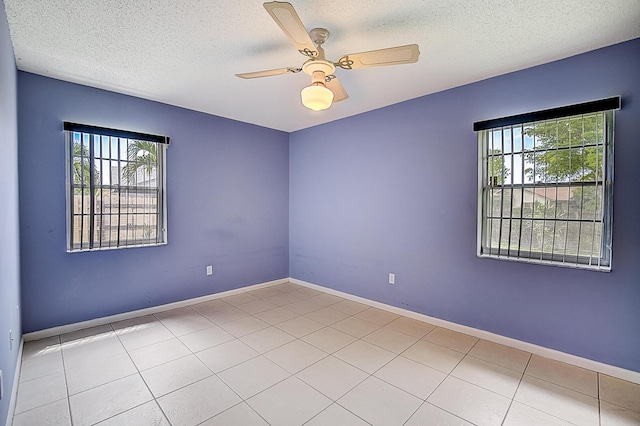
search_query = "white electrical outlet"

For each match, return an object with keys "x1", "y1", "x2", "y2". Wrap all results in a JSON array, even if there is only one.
[
  {"x1": 206, "y1": 265, "x2": 213, "y2": 276},
  {"x1": 388, "y1": 273, "x2": 395, "y2": 285}
]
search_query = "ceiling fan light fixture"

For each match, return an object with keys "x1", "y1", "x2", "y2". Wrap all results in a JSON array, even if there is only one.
[
  {"x1": 301, "y1": 83, "x2": 334, "y2": 111},
  {"x1": 238, "y1": 3, "x2": 420, "y2": 112}
]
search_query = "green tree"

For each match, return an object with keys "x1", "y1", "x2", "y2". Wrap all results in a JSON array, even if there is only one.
[
  {"x1": 72, "y1": 141, "x2": 100, "y2": 191},
  {"x1": 121, "y1": 140, "x2": 157, "y2": 185},
  {"x1": 523, "y1": 114, "x2": 603, "y2": 183},
  {"x1": 520, "y1": 113, "x2": 607, "y2": 260},
  {"x1": 523, "y1": 113, "x2": 604, "y2": 221},
  {"x1": 488, "y1": 149, "x2": 510, "y2": 185}
]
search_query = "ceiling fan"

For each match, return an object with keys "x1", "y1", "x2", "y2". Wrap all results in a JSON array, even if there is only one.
[{"x1": 236, "y1": 1, "x2": 420, "y2": 111}]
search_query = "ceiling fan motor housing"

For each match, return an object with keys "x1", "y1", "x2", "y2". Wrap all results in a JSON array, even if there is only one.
[{"x1": 302, "y1": 59, "x2": 335, "y2": 85}]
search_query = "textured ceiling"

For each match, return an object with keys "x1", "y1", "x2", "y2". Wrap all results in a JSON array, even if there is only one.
[{"x1": 4, "y1": 0, "x2": 640, "y2": 132}]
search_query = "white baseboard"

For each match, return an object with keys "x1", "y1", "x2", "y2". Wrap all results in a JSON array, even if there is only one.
[
  {"x1": 289, "y1": 277, "x2": 640, "y2": 385},
  {"x1": 21, "y1": 276, "x2": 639, "y2": 385},
  {"x1": 5, "y1": 337, "x2": 23, "y2": 426},
  {"x1": 23, "y1": 278, "x2": 288, "y2": 342}
]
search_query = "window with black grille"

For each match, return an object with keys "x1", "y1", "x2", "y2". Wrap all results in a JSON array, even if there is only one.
[
  {"x1": 64, "y1": 122, "x2": 169, "y2": 252},
  {"x1": 475, "y1": 98, "x2": 618, "y2": 271}
]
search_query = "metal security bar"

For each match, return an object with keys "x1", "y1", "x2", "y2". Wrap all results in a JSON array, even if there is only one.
[
  {"x1": 476, "y1": 109, "x2": 615, "y2": 271},
  {"x1": 65, "y1": 126, "x2": 167, "y2": 252}
]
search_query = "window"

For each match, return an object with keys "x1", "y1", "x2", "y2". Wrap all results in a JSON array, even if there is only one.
[
  {"x1": 64, "y1": 122, "x2": 169, "y2": 252},
  {"x1": 475, "y1": 98, "x2": 619, "y2": 271}
]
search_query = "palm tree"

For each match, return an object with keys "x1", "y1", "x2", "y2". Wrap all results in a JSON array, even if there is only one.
[
  {"x1": 121, "y1": 140, "x2": 157, "y2": 185},
  {"x1": 72, "y1": 141, "x2": 99, "y2": 191}
]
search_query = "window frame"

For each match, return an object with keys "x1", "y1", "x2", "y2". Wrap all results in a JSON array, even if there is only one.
[
  {"x1": 475, "y1": 98, "x2": 619, "y2": 271},
  {"x1": 64, "y1": 122, "x2": 169, "y2": 253}
]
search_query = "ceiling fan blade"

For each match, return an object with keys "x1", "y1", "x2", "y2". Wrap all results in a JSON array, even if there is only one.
[
  {"x1": 263, "y1": 1, "x2": 317, "y2": 57},
  {"x1": 336, "y1": 44, "x2": 420, "y2": 70},
  {"x1": 326, "y1": 76, "x2": 349, "y2": 102},
  {"x1": 236, "y1": 67, "x2": 301, "y2": 79}
]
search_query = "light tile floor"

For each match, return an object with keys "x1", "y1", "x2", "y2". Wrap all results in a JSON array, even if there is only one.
[{"x1": 12, "y1": 282, "x2": 640, "y2": 425}]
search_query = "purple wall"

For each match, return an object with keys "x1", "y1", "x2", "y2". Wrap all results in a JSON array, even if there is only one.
[
  {"x1": 290, "y1": 38, "x2": 640, "y2": 372},
  {"x1": 18, "y1": 73, "x2": 289, "y2": 333},
  {"x1": 0, "y1": 2, "x2": 21, "y2": 424}
]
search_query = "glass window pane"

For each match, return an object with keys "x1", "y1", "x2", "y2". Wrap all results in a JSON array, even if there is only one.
[
  {"x1": 578, "y1": 221, "x2": 595, "y2": 258},
  {"x1": 577, "y1": 186, "x2": 597, "y2": 220},
  {"x1": 523, "y1": 125, "x2": 534, "y2": 151},
  {"x1": 511, "y1": 188, "x2": 522, "y2": 218},
  {"x1": 502, "y1": 188, "x2": 512, "y2": 217},
  {"x1": 483, "y1": 218, "x2": 492, "y2": 249},
  {"x1": 581, "y1": 113, "x2": 599, "y2": 146},
  {"x1": 503, "y1": 155, "x2": 513, "y2": 185},
  {"x1": 82, "y1": 188, "x2": 91, "y2": 215},
  {"x1": 529, "y1": 219, "x2": 544, "y2": 256},
  {"x1": 510, "y1": 219, "x2": 521, "y2": 252},
  {"x1": 67, "y1": 127, "x2": 165, "y2": 251},
  {"x1": 503, "y1": 128, "x2": 512, "y2": 154},
  {"x1": 500, "y1": 219, "x2": 511, "y2": 255},
  {"x1": 72, "y1": 215, "x2": 82, "y2": 248},
  {"x1": 553, "y1": 220, "x2": 567, "y2": 256},
  {"x1": 94, "y1": 191, "x2": 102, "y2": 215},
  {"x1": 480, "y1": 111, "x2": 611, "y2": 269},
  {"x1": 531, "y1": 194, "x2": 546, "y2": 219},
  {"x1": 489, "y1": 153, "x2": 505, "y2": 185},
  {"x1": 543, "y1": 189, "x2": 556, "y2": 219},
  {"x1": 556, "y1": 118, "x2": 571, "y2": 148},
  {"x1": 565, "y1": 221, "x2": 580, "y2": 259},
  {"x1": 541, "y1": 220, "x2": 555, "y2": 254},
  {"x1": 110, "y1": 214, "x2": 120, "y2": 244},
  {"x1": 595, "y1": 147, "x2": 605, "y2": 182},
  {"x1": 592, "y1": 224, "x2": 603, "y2": 261},
  {"x1": 520, "y1": 219, "x2": 533, "y2": 253},
  {"x1": 81, "y1": 215, "x2": 91, "y2": 249},
  {"x1": 512, "y1": 154, "x2": 523, "y2": 184},
  {"x1": 490, "y1": 218, "x2": 501, "y2": 252},
  {"x1": 492, "y1": 130, "x2": 501, "y2": 152},
  {"x1": 568, "y1": 116, "x2": 583, "y2": 147},
  {"x1": 595, "y1": 184, "x2": 603, "y2": 220},
  {"x1": 73, "y1": 192, "x2": 82, "y2": 214},
  {"x1": 82, "y1": 134, "x2": 90, "y2": 156},
  {"x1": 491, "y1": 189, "x2": 502, "y2": 217},
  {"x1": 581, "y1": 146, "x2": 597, "y2": 181},
  {"x1": 513, "y1": 126, "x2": 522, "y2": 153}
]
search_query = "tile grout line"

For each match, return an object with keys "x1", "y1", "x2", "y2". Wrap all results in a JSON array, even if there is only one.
[
  {"x1": 520, "y1": 371, "x2": 601, "y2": 400},
  {"x1": 14, "y1": 286, "x2": 473, "y2": 424},
  {"x1": 14, "y1": 281, "x2": 634, "y2": 425},
  {"x1": 199, "y1": 288, "x2": 379, "y2": 423},
  {"x1": 597, "y1": 373, "x2": 602, "y2": 426},
  {"x1": 29, "y1": 288, "x2": 376, "y2": 423},
  {"x1": 498, "y1": 351, "x2": 531, "y2": 426},
  {"x1": 88, "y1": 324, "x2": 159, "y2": 425},
  {"x1": 186, "y1": 287, "x2": 329, "y2": 423},
  {"x1": 60, "y1": 335, "x2": 74, "y2": 426},
  {"x1": 112, "y1": 316, "x2": 174, "y2": 426},
  {"x1": 192, "y1": 288, "x2": 521, "y2": 425},
  {"x1": 504, "y1": 354, "x2": 589, "y2": 425},
  {"x1": 147, "y1": 309, "x2": 247, "y2": 426}
]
